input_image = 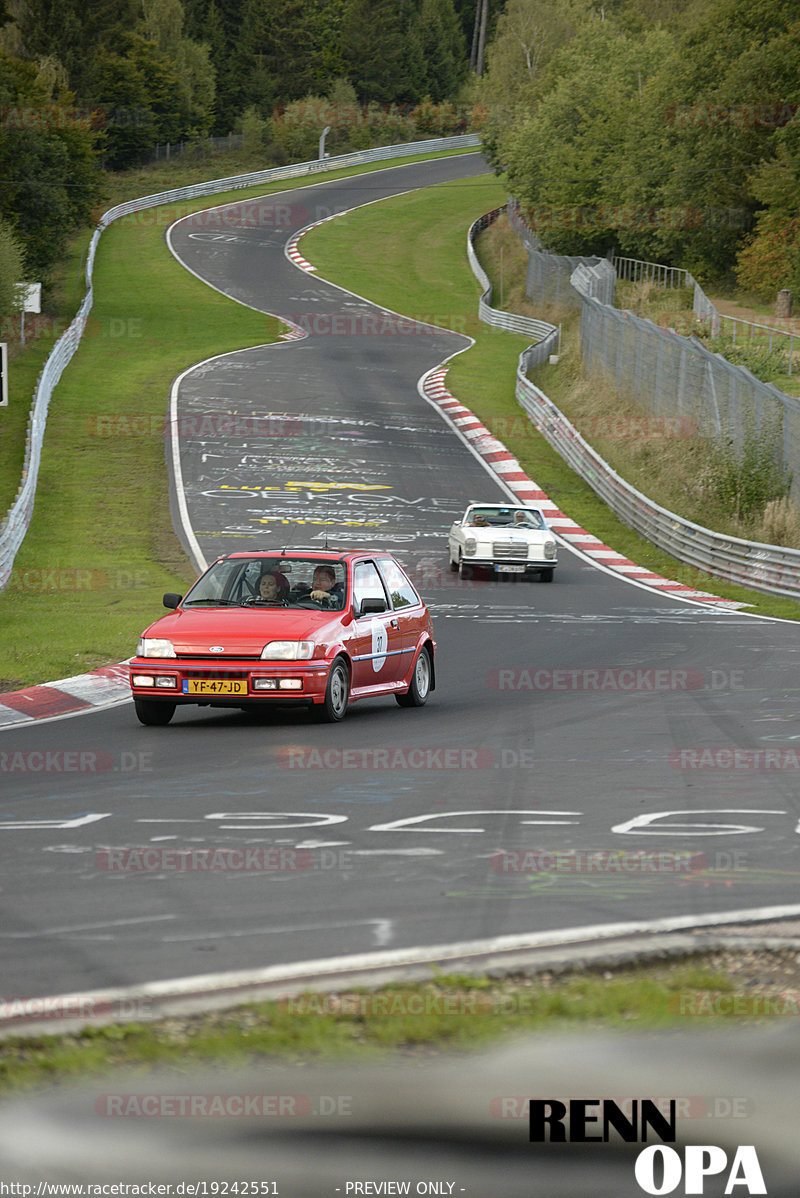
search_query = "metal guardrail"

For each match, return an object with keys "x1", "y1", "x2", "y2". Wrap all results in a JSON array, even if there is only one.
[
  {"x1": 0, "y1": 134, "x2": 480, "y2": 593},
  {"x1": 717, "y1": 311, "x2": 798, "y2": 375},
  {"x1": 467, "y1": 209, "x2": 559, "y2": 364},
  {"x1": 612, "y1": 255, "x2": 692, "y2": 289}
]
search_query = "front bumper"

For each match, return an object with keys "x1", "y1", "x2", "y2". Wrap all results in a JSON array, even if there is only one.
[
  {"x1": 129, "y1": 658, "x2": 333, "y2": 706},
  {"x1": 465, "y1": 558, "x2": 557, "y2": 574}
]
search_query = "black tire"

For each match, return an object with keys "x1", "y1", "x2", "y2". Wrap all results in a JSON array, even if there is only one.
[
  {"x1": 449, "y1": 553, "x2": 458, "y2": 572},
  {"x1": 134, "y1": 699, "x2": 175, "y2": 726},
  {"x1": 396, "y1": 645, "x2": 432, "y2": 708},
  {"x1": 540, "y1": 567, "x2": 554, "y2": 583},
  {"x1": 457, "y1": 554, "x2": 468, "y2": 580},
  {"x1": 314, "y1": 657, "x2": 350, "y2": 722}
]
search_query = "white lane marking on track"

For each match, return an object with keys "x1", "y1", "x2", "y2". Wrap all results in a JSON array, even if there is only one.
[
  {"x1": 369, "y1": 810, "x2": 581, "y2": 833},
  {"x1": 0, "y1": 814, "x2": 110, "y2": 830},
  {"x1": 345, "y1": 848, "x2": 444, "y2": 856},
  {"x1": 205, "y1": 812, "x2": 349, "y2": 830},
  {"x1": 612, "y1": 809, "x2": 786, "y2": 836},
  {"x1": 0, "y1": 915, "x2": 177, "y2": 939},
  {"x1": 160, "y1": 918, "x2": 394, "y2": 943}
]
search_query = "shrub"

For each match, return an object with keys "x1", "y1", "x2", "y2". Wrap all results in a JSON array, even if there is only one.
[{"x1": 704, "y1": 417, "x2": 792, "y2": 520}]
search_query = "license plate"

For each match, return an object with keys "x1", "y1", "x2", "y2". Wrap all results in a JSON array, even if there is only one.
[
  {"x1": 496, "y1": 564, "x2": 525, "y2": 573},
  {"x1": 183, "y1": 679, "x2": 248, "y2": 696}
]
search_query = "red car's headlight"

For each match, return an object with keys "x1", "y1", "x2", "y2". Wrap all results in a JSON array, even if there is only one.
[
  {"x1": 137, "y1": 638, "x2": 176, "y2": 658},
  {"x1": 260, "y1": 641, "x2": 315, "y2": 660}
]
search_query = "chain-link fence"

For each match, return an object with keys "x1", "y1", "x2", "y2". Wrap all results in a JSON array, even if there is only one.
[
  {"x1": 507, "y1": 200, "x2": 615, "y2": 309},
  {"x1": 468, "y1": 209, "x2": 558, "y2": 359},
  {"x1": 577, "y1": 293, "x2": 800, "y2": 484},
  {"x1": 508, "y1": 200, "x2": 800, "y2": 501}
]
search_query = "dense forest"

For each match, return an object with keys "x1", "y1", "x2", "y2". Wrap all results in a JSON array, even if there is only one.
[
  {"x1": 0, "y1": 0, "x2": 798, "y2": 304},
  {"x1": 479, "y1": 0, "x2": 800, "y2": 297}
]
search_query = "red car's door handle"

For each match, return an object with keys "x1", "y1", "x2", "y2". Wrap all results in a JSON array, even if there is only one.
[{"x1": 390, "y1": 619, "x2": 399, "y2": 629}]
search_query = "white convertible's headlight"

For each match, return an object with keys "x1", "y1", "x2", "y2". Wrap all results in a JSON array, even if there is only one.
[
  {"x1": 544, "y1": 539, "x2": 556, "y2": 560},
  {"x1": 464, "y1": 537, "x2": 477, "y2": 557},
  {"x1": 137, "y1": 638, "x2": 176, "y2": 658},
  {"x1": 261, "y1": 640, "x2": 315, "y2": 660}
]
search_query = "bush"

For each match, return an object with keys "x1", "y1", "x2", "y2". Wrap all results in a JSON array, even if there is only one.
[
  {"x1": 735, "y1": 215, "x2": 800, "y2": 302},
  {"x1": 704, "y1": 336, "x2": 789, "y2": 383},
  {"x1": 704, "y1": 417, "x2": 792, "y2": 520},
  {"x1": 754, "y1": 496, "x2": 800, "y2": 548}
]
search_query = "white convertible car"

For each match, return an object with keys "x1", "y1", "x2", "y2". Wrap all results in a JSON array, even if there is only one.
[{"x1": 448, "y1": 503, "x2": 558, "y2": 581}]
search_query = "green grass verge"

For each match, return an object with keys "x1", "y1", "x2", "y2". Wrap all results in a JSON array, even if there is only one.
[
  {"x1": 0, "y1": 211, "x2": 275, "y2": 688},
  {"x1": 0, "y1": 238, "x2": 90, "y2": 517},
  {"x1": 101, "y1": 144, "x2": 479, "y2": 210},
  {"x1": 305, "y1": 188, "x2": 800, "y2": 620},
  {"x1": 0, "y1": 958, "x2": 779, "y2": 1095},
  {"x1": 0, "y1": 150, "x2": 480, "y2": 690}
]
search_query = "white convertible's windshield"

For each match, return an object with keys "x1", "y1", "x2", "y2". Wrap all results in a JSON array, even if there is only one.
[
  {"x1": 182, "y1": 558, "x2": 347, "y2": 610},
  {"x1": 467, "y1": 508, "x2": 544, "y2": 529}
]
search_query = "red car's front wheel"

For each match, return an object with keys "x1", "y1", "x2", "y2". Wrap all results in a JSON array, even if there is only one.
[{"x1": 314, "y1": 657, "x2": 350, "y2": 722}]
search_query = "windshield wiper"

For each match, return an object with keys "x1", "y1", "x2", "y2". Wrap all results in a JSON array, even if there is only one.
[{"x1": 182, "y1": 598, "x2": 242, "y2": 606}]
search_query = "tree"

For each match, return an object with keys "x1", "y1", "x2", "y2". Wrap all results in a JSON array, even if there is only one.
[
  {"x1": 409, "y1": 0, "x2": 467, "y2": 102},
  {"x1": 235, "y1": 0, "x2": 335, "y2": 113},
  {"x1": 0, "y1": 215, "x2": 24, "y2": 320},
  {"x1": 498, "y1": 19, "x2": 671, "y2": 256},
  {"x1": 141, "y1": 0, "x2": 216, "y2": 135},
  {"x1": 17, "y1": 0, "x2": 139, "y2": 96},
  {"x1": 0, "y1": 49, "x2": 100, "y2": 276},
  {"x1": 482, "y1": 0, "x2": 590, "y2": 111},
  {"x1": 339, "y1": 0, "x2": 408, "y2": 102}
]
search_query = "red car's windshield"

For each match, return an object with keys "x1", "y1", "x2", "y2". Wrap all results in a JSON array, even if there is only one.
[{"x1": 182, "y1": 558, "x2": 347, "y2": 611}]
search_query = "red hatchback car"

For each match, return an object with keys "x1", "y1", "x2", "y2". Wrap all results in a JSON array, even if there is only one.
[{"x1": 129, "y1": 551, "x2": 436, "y2": 725}]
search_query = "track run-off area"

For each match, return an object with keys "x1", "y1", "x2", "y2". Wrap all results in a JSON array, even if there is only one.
[{"x1": 2, "y1": 152, "x2": 800, "y2": 1002}]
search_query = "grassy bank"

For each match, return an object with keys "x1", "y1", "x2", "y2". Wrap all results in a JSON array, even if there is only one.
[{"x1": 0, "y1": 952, "x2": 790, "y2": 1095}]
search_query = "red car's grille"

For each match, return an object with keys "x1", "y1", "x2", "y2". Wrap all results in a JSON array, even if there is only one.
[
  {"x1": 174, "y1": 666, "x2": 251, "y2": 675},
  {"x1": 176, "y1": 655, "x2": 259, "y2": 663}
]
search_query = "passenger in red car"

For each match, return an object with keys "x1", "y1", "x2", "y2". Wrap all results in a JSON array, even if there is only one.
[{"x1": 257, "y1": 572, "x2": 286, "y2": 599}]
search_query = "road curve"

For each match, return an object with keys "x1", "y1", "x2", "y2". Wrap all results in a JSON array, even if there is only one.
[{"x1": 2, "y1": 154, "x2": 800, "y2": 1000}]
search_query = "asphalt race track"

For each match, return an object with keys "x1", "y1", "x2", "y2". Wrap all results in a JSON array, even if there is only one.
[{"x1": 2, "y1": 153, "x2": 800, "y2": 1000}]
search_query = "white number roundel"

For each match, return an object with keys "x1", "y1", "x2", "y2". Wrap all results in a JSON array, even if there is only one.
[{"x1": 372, "y1": 619, "x2": 388, "y2": 672}]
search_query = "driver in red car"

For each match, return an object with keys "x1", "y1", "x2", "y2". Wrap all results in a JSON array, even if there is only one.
[{"x1": 310, "y1": 565, "x2": 343, "y2": 607}]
